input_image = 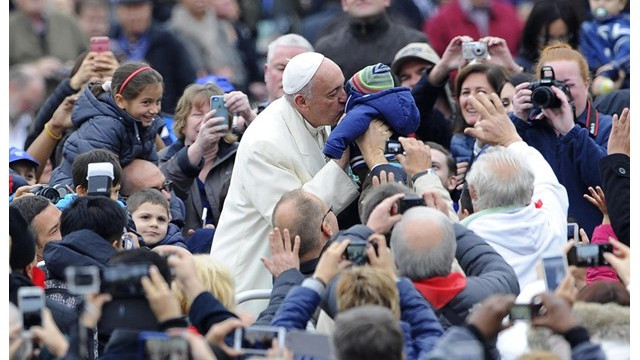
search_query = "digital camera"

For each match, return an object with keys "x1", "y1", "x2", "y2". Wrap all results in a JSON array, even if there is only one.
[
  {"x1": 528, "y1": 66, "x2": 572, "y2": 109},
  {"x1": 462, "y1": 42, "x2": 489, "y2": 61},
  {"x1": 29, "y1": 184, "x2": 69, "y2": 203}
]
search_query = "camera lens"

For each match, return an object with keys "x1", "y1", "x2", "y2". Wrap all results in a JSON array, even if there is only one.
[
  {"x1": 531, "y1": 87, "x2": 556, "y2": 108},
  {"x1": 34, "y1": 186, "x2": 61, "y2": 203},
  {"x1": 474, "y1": 47, "x2": 484, "y2": 55}
]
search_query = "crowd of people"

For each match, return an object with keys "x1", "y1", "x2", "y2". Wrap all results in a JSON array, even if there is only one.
[{"x1": 9, "y1": 0, "x2": 631, "y2": 359}]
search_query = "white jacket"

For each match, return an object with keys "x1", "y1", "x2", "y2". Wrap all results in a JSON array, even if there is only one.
[
  {"x1": 460, "y1": 141, "x2": 569, "y2": 289},
  {"x1": 210, "y1": 98, "x2": 359, "y2": 314}
]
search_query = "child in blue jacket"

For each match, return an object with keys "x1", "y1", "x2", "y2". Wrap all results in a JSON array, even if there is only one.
[
  {"x1": 323, "y1": 63, "x2": 420, "y2": 183},
  {"x1": 579, "y1": 0, "x2": 629, "y2": 95}
]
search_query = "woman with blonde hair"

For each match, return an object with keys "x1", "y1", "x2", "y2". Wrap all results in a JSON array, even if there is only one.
[
  {"x1": 158, "y1": 83, "x2": 241, "y2": 240},
  {"x1": 510, "y1": 42, "x2": 616, "y2": 237},
  {"x1": 172, "y1": 254, "x2": 236, "y2": 313}
]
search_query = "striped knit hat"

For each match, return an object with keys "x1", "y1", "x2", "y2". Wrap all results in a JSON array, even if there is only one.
[{"x1": 348, "y1": 63, "x2": 394, "y2": 94}]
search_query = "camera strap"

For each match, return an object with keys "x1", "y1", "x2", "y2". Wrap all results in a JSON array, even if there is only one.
[{"x1": 584, "y1": 101, "x2": 600, "y2": 138}]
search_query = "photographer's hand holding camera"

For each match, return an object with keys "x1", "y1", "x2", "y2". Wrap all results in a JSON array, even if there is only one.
[
  {"x1": 479, "y1": 36, "x2": 523, "y2": 76},
  {"x1": 366, "y1": 193, "x2": 404, "y2": 234},
  {"x1": 366, "y1": 234, "x2": 397, "y2": 281},
  {"x1": 313, "y1": 240, "x2": 353, "y2": 287},
  {"x1": 428, "y1": 35, "x2": 474, "y2": 85},
  {"x1": 186, "y1": 109, "x2": 230, "y2": 168}
]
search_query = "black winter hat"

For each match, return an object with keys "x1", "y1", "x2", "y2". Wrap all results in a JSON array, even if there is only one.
[{"x1": 9, "y1": 206, "x2": 36, "y2": 270}]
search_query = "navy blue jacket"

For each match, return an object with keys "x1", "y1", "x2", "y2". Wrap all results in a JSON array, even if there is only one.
[
  {"x1": 323, "y1": 87, "x2": 420, "y2": 159},
  {"x1": 510, "y1": 108, "x2": 612, "y2": 236},
  {"x1": 49, "y1": 86, "x2": 162, "y2": 187}
]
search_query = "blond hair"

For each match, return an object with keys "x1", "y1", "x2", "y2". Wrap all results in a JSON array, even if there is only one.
[
  {"x1": 336, "y1": 267, "x2": 401, "y2": 319},
  {"x1": 172, "y1": 83, "x2": 236, "y2": 144},
  {"x1": 172, "y1": 254, "x2": 235, "y2": 313},
  {"x1": 535, "y1": 42, "x2": 590, "y2": 85}
]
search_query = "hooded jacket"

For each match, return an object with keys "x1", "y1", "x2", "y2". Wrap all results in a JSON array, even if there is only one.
[
  {"x1": 151, "y1": 223, "x2": 187, "y2": 249},
  {"x1": 43, "y1": 229, "x2": 117, "y2": 310},
  {"x1": 461, "y1": 141, "x2": 568, "y2": 290},
  {"x1": 49, "y1": 86, "x2": 162, "y2": 187},
  {"x1": 324, "y1": 87, "x2": 420, "y2": 160}
]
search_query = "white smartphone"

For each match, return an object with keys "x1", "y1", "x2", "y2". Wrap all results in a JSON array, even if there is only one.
[
  {"x1": 18, "y1": 287, "x2": 45, "y2": 335},
  {"x1": 542, "y1": 252, "x2": 568, "y2": 291},
  {"x1": 233, "y1": 325, "x2": 286, "y2": 356}
]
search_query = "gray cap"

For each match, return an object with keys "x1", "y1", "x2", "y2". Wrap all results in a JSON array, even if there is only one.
[{"x1": 391, "y1": 42, "x2": 440, "y2": 75}]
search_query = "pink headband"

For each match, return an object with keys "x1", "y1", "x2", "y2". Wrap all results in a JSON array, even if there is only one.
[{"x1": 117, "y1": 66, "x2": 152, "y2": 95}]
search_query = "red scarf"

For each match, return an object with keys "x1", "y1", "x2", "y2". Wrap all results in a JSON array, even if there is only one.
[
  {"x1": 32, "y1": 267, "x2": 46, "y2": 288},
  {"x1": 412, "y1": 273, "x2": 467, "y2": 310}
]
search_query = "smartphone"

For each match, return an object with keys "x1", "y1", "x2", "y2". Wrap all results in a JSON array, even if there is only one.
[
  {"x1": 66, "y1": 265, "x2": 101, "y2": 295},
  {"x1": 509, "y1": 303, "x2": 540, "y2": 321},
  {"x1": 567, "y1": 223, "x2": 579, "y2": 242},
  {"x1": 233, "y1": 326, "x2": 286, "y2": 356},
  {"x1": 90, "y1": 36, "x2": 110, "y2": 53},
  {"x1": 285, "y1": 330, "x2": 333, "y2": 359},
  {"x1": 541, "y1": 252, "x2": 568, "y2": 291},
  {"x1": 18, "y1": 287, "x2": 45, "y2": 333},
  {"x1": 137, "y1": 331, "x2": 190, "y2": 360},
  {"x1": 397, "y1": 194, "x2": 426, "y2": 214},
  {"x1": 344, "y1": 241, "x2": 378, "y2": 266},
  {"x1": 101, "y1": 264, "x2": 149, "y2": 298},
  {"x1": 210, "y1": 95, "x2": 229, "y2": 121},
  {"x1": 385, "y1": 139, "x2": 404, "y2": 155},
  {"x1": 567, "y1": 244, "x2": 613, "y2": 267}
]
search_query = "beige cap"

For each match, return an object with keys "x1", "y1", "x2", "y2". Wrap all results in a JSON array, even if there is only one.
[
  {"x1": 282, "y1": 52, "x2": 325, "y2": 95},
  {"x1": 391, "y1": 42, "x2": 440, "y2": 75}
]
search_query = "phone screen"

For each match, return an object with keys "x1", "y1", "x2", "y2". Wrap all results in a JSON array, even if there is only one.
[
  {"x1": 567, "y1": 223, "x2": 579, "y2": 241},
  {"x1": 210, "y1": 95, "x2": 229, "y2": 121},
  {"x1": 568, "y1": 244, "x2": 612, "y2": 267},
  {"x1": 508, "y1": 304, "x2": 532, "y2": 320},
  {"x1": 138, "y1": 332, "x2": 189, "y2": 360},
  {"x1": 542, "y1": 255, "x2": 566, "y2": 291},
  {"x1": 345, "y1": 244, "x2": 368, "y2": 265},
  {"x1": 234, "y1": 326, "x2": 285, "y2": 355},
  {"x1": 18, "y1": 288, "x2": 44, "y2": 330}
]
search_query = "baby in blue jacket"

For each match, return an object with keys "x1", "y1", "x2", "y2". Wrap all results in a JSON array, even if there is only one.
[{"x1": 323, "y1": 63, "x2": 420, "y2": 182}]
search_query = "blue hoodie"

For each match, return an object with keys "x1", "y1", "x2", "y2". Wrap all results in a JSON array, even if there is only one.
[{"x1": 323, "y1": 87, "x2": 420, "y2": 161}]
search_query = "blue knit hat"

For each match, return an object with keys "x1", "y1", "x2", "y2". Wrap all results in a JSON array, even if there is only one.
[{"x1": 348, "y1": 63, "x2": 394, "y2": 95}]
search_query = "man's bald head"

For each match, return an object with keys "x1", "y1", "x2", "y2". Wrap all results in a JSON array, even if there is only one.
[
  {"x1": 272, "y1": 189, "x2": 335, "y2": 262},
  {"x1": 121, "y1": 159, "x2": 169, "y2": 200}
]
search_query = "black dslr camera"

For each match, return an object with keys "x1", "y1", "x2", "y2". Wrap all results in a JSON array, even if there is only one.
[
  {"x1": 528, "y1": 66, "x2": 572, "y2": 109},
  {"x1": 29, "y1": 184, "x2": 70, "y2": 203}
]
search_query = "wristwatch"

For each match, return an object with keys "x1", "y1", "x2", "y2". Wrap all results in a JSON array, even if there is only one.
[{"x1": 302, "y1": 277, "x2": 326, "y2": 295}]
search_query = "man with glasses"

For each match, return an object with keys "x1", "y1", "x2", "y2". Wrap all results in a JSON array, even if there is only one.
[
  {"x1": 120, "y1": 159, "x2": 186, "y2": 229},
  {"x1": 254, "y1": 189, "x2": 339, "y2": 326}
]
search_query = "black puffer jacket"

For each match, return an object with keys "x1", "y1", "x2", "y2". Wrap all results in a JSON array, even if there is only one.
[{"x1": 49, "y1": 86, "x2": 162, "y2": 187}]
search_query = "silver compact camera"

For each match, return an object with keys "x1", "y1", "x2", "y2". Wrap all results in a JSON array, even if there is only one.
[{"x1": 462, "y1": 42, "x2": 489, "y2": 61}]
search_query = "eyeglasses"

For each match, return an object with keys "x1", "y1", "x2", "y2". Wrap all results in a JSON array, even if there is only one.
[
  {"x1": 320, "y1": 205, "x2": 333, "y2": 230},
  {"x1": 152, "y1": 180, "x2": 173, "y2": 193}
]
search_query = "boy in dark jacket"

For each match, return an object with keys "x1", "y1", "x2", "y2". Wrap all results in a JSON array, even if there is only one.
[
  {"x1": 323, "y1": 63, "x2": 420, "y2": 183},
  {"x1": 127, "y1": 188, "x2": 187, "y2": 250}
]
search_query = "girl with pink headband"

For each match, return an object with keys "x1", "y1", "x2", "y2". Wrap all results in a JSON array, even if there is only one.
[{"x1": 49, "y1": 62, "x2": 165, "y2": 187}]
